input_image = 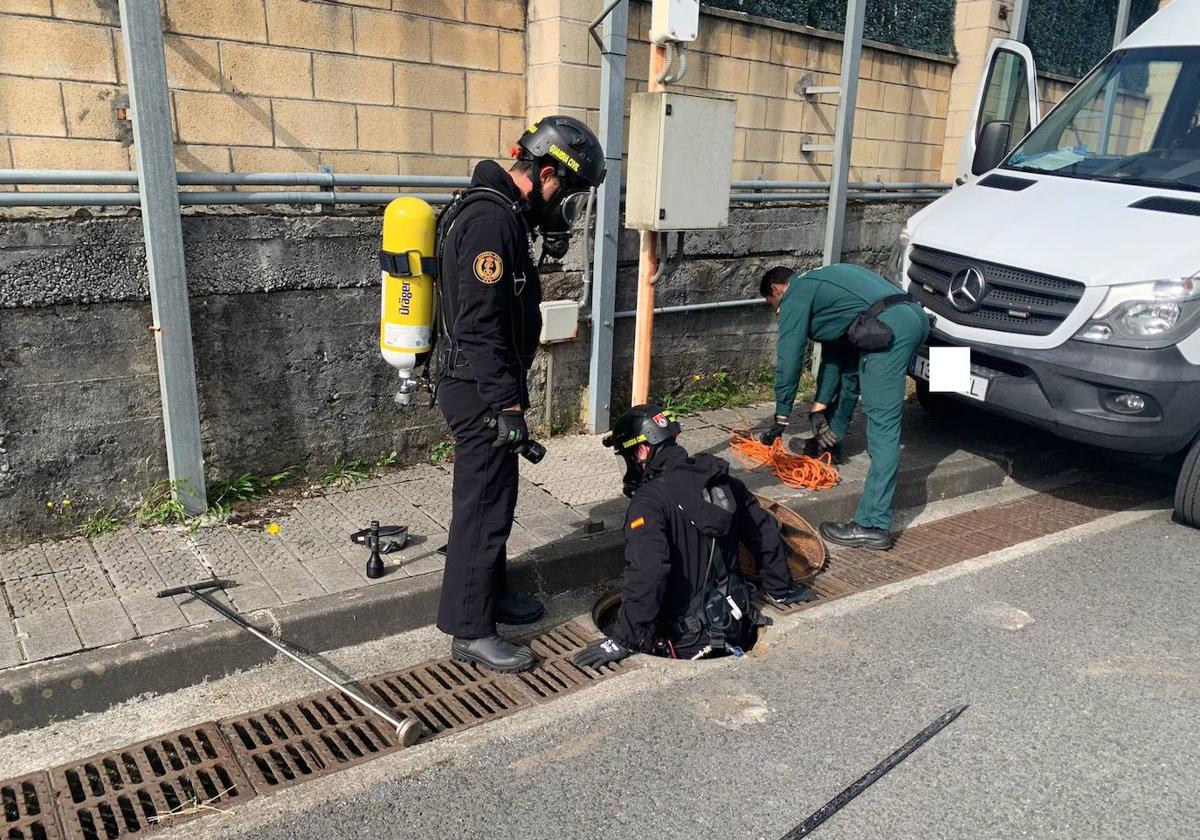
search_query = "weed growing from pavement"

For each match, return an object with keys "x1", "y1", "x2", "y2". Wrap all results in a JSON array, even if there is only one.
[
  {"x1": 207, "y1": 470, "x2": 292, "y2": 509},
  {"x1": 430, "y1": 440, "x2": 455, "y2": 464},
  {"x1": 77, "y1": 508, "x2": 122, "y2": 538},
  {"x1": 319, "y1": 459, "x2": 373, "y2": 488},
  {"x1": 659, "y1": 365, "x2": 815, "y2": 416},
  {"x1": 135, "y1": 480, "x2": 189, "y2": 527}
]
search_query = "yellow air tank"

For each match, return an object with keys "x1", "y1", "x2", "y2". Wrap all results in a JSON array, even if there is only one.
[{"x1": 379, "y1": 197, "x2": 436, "y2": 404}]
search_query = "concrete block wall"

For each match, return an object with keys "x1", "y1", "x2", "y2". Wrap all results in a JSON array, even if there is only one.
[
  {"x1": 529, "y1": 0, "x2": 955, "y2": 184},
  {"x1": 0, "y1": 199, "x2": 923, "y2": 539},
  {"x1": 0, "y1": 0, "x2": 526, "y2": 190}
]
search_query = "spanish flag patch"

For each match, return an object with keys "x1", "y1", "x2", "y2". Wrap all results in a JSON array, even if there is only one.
[{"x1": 630, "y1": 516, "x2": 646, "y2": 530}]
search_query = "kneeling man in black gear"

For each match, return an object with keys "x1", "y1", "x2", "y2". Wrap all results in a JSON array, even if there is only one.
[{"x1": 574, "y1": 405, "x2": 817, "y2": 669}]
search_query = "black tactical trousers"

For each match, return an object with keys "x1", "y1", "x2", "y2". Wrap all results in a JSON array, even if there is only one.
[{"x1": 435, "y1": 377, "x2": 519, "y2": 639}]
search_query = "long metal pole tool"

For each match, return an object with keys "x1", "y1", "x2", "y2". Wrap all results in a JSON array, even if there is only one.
[
  {"x1": 158, "y1": 579, "x2": 424, "y2": 746},
  {"x1": 780, "y1": 704, "x2": 968, "y2": 839}
]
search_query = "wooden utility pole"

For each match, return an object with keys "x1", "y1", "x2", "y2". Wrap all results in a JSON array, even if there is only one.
[{"x1": 631, "y1": 43, "x2": 667, "y2": 405}]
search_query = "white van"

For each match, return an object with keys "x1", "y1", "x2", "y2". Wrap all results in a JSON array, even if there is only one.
[{"x1": 892, "y1": 0, "x2": 1200, "y2": 526}]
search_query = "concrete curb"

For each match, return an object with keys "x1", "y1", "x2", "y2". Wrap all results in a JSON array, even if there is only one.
[{"x1": 0, "y1": 451, "x2": 1020, "y2": 734}]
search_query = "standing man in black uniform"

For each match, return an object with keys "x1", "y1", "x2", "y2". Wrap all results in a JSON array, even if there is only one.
[
  {"x1": 574, "y1": 406, "x2": 817, "y2": 668},
  {"x1": 436, "y1": 116, "x2": 604, "y2": 673}
]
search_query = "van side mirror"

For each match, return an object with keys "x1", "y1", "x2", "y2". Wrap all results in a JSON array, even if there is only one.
[{"x1": 972, "y1": 121, "x2": 1013, "y2": 176}]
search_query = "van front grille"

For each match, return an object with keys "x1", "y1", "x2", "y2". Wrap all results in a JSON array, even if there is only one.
[{"x1": 907, "y1": 245, "x2": 1085, "y2": 336}]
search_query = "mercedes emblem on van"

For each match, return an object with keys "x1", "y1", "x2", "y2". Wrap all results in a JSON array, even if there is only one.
[{"x1": 947, "y1": 267, "x2": 988, "y2": 313}]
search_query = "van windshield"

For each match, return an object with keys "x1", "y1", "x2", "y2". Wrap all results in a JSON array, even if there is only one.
[{"x1": 1006, "y1": 46, "x2": 1200, "y2": 193}]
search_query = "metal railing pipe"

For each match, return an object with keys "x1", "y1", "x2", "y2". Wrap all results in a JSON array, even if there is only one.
[
  {"x1": 0, "y1": 192, "x2": 141, "y2": 206},
  {"x1": 0, "y1": 170, "x2": 138, "y2": 185},
  {"x1": 611, "y1": 297, "x2": 765, "y2": 319}
]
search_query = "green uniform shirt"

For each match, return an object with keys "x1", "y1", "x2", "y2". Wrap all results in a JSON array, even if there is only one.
[{"x1": 774, "y1": 263, "x2": 901, "y2": 418}]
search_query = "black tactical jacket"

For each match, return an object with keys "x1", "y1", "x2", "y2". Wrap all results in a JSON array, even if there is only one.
[
  {"x1": 613, "y1": 444, "x2": 794, "y2": 652},
  {"x1": 437, "y1": 160, "x2": 542, "y2": 410}
]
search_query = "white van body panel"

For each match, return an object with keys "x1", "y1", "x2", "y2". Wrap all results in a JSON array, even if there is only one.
[
  {"x1": 904, "y1": 172, "x2": 1200, "y2": 350},
  {"x1": 1119, "y1": 0, "x2": 1200, "y2": 50}
]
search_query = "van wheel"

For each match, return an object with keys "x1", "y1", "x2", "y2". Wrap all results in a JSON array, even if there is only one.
[
  {"x1": 1175, "y1": 437, "x2": 1200, "y2": 528},
  {"x1": 914, "y1": 379, "x2": 962, "y2": 417}
]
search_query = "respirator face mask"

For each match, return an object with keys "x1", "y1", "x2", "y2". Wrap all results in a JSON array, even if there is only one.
[{"x1": 537, "y1": 184, "x2": 592, "y2": 261}]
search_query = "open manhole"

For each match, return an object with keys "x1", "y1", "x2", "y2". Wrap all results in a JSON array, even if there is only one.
[
  {"x1": 220, "y1": 690, "x2": 402, "y2": 794},
  {"x1": 1, "y1": 771, "x2": 63, "y2": 840},
  {"x1": 49, "y1": 724, "x2": 253, "y2": 840},
  {"x1": 739, "y1": 495, "x2": 827, "y2": 586},
  {"x1": 362, "y1": 657, "x2": 533, "y2": 740}
]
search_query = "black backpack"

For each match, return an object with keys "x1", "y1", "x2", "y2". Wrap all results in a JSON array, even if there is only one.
[{"x1": 669, "y1": 482, "x2": 768, "y2": 657}]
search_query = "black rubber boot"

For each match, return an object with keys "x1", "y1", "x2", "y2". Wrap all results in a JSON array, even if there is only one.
[
  {"x1": 451, "y1": 635, "x2": 536, "y2": 673},
  {"x1": 819, "y1": 520, "x2": 894, "y2": 550},
  {"x1": 789, "y1": 436, "x2": 846, "y2": 465},
  {"x1": 496, "y1": 593, "x2": 545, "y2": 625}
]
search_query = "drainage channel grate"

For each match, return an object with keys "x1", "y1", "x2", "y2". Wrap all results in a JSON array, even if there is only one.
[
  {"x1": 760, "y1": 480, "x2": 1157, "y2": 615},
  {"x1": 1, "y1": 772, "x2": 63, "y2": 840},
  {"x1": 514, "y1": 621, "x2": 636, "y2": 703},
  {"x1": 220, "y1": 690, "x2": 402, "y2": 794},
  {"x1": 362, "y1": 657, "x2": 533, "y2": 740},
  {"x1": 49, "y1": 724, "x2": 253, "y2": 840}
]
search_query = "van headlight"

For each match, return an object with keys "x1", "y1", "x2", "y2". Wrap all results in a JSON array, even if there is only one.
[
  {"x1": 1075, "y1": 277, "x2": 1200, "y2": 347},
  {"x1": 886, "y1": 227, "x2": 911, "y2": 287}
]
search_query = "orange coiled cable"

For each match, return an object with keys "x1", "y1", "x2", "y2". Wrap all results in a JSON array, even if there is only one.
[{"x1": 729, "y1": 430, "x2": 840, "y2": 490}]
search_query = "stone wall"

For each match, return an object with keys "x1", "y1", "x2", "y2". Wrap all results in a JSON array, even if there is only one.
[
  {"x1": 532, "y1": 0, "x2": 955, "y2": 184},
  {"x1": 1, "y1": 0, "x2": 956, "y2": 187},
  {"x1": 0, "y1": 199, "x2": 923, "y2": 538},
  {"x1": 0, "y1": 0, "x2": 526, "y2": 187}
]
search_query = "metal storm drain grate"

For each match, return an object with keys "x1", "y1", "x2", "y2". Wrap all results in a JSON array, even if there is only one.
[
  {"x1": 760, "y1": 480, "x2": 1157, "y2": 615},
  {"x1": 220, "y1": 691, "x2": 401, "y2": 794},
  {"x1": 49, "y1": 725, "x2": 253, "y2": 839},
  {"x1": 1, "y1": 772, "x2": 63, "y2": 840},
  {"x1": 362, "y1": 658, "x2": 533, "y2": 739},
  {"x1": 513, "y1": 621, "x2": 635, "y2": 702}
]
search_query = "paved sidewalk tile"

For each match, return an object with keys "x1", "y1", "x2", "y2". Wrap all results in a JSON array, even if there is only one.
[
  {"x1": 381, "y1": 463, "x2": 452, "y2": 486},
  {"x1": 0, "y1": 619, "x2": 22, "y2": 668},
  {"x1": 0, "y1": 544, "x2": 51, "y2": 581},
  {"x1": 56, "y1": 565, "x2": 116, "y2": 606},
  {"x1": 260, "y1": 566, "x2": 326, "y2": 603},
  {"x1": 69, "y1": 599, "x2": 137, "y2": 648},
  {"x1": 130, "y1": 528, "x2": 209, "y2": 588},
  {"x1": 91, "y1": 527, "x2": 167, "y2": 594},
  {"x1": 190, "y1": 527, "x2": 259, "y2": 577},
  {"x1": 230, "y1": 527, "x2": 303, "y2": 571},
  {"x1": 4, "y1": 575, "x2": 66, "y2": 617},
  {"x1": 15, "y1": 609, "x2": 83, "y2": 661},
  {"x1": 43, "y1": 539, "x2": 99, "y2": 572},
  {"x1": 399, "y1": 551, "x2": 445, "y2": 578},
  {"x1": 225, "y1": 573, "x2": 284, "y2": 613},
  {"x1": 121, "y1": 593, "x2": 189, "y2": 637}
]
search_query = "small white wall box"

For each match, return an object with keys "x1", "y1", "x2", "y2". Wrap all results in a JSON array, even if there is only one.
[
  {"x1": 626, "y1": 91, "x2": 736, "y2": 232},
  {"x1": 650, "y1": 0, "x2": 699, "y2": 44},
  {"x1": 539, "y1": 300, "x2": 579, "y2": 344}
]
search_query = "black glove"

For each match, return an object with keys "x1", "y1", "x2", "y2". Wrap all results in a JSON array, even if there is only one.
[
  {"x1": 759, "y1": 415, "x2": 789, "y2": 445},
  {"x1": 573, "y1": 637, "x2": 632, "y2": 669},
  {"x1": 491, "y1": 409, "x2": 529, "y2": 450},
  {"x1": 809, "y1": 411, "x2": 838, "y2": 450},
  {"x1": 767, "y1": 583, "x2": 819, "y2": 606}
]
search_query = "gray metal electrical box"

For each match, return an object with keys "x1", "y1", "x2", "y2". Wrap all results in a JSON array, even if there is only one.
[{"x1": 626, "y1": 91, "x2": 736, "y2": 231}]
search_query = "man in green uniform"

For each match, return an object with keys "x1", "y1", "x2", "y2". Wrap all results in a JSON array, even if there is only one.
[{"x1": 759, "y1": 264, "x2": 930, "y2": 550}]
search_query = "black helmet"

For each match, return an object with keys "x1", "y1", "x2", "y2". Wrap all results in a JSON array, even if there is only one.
[
  {"x1": 604, "y1": 405, "x2": 682, "y2": 497},
  {"x1": 516, "y1": 115, "x2": 605, "y2": 189},
  {"x1": 604, "y1": 405, "x2": 681, "y2": 453}
]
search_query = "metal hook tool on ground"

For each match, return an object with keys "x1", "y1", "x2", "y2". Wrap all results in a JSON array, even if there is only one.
[{"x1": 156, "y1": 579, "x2": 425, "y2": 746}]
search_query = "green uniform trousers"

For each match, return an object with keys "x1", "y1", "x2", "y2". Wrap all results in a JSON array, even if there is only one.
[{"x1": 853, "y1": 302, "x2": 930, "y2": 530}]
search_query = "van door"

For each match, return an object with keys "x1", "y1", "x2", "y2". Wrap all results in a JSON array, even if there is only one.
[{"x1": 957, "y1": 39, "x2": 1041, "y2": 183}]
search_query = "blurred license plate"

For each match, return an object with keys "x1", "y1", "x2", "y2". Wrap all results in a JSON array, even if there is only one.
[{"x1": 908, "y1": 353, "x2": 990, "y2": 401}]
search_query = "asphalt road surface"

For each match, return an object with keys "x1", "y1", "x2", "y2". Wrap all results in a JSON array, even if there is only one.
[{"x1": 153, "y1": 504, "x2": 1198, "y2": 840}]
